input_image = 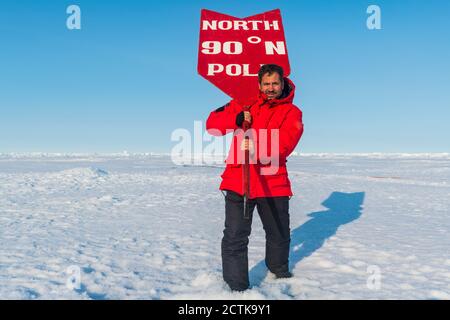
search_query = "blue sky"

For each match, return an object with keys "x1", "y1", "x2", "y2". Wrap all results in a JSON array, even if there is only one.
[{"x1": 0, "y1": 0, "x2": 449, "y2": 153}]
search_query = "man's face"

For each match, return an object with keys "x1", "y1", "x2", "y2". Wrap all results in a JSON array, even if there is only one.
[{"x1": 259, "y1": 72, "x2": 284, "y2": 100}]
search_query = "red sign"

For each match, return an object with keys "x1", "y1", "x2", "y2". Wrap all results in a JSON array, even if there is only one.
[{"x1": 198, "y1": 9, "x2": 290, "y2": 105}]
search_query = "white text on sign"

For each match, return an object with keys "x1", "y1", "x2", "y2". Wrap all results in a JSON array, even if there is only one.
[
  {"x1": 201, "y1": 41, "x2": 285, "y2": 56},
  {"x1": 202, "y1": 20, "x2": 280, "y2": 31}
]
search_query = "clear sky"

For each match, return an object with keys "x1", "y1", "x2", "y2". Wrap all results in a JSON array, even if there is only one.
[{"x1": 0, "y1": 0, "x2": 449, "y2": 153}]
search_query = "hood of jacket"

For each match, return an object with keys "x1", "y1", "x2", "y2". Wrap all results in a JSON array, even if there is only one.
[{"x1": 258, "y1": 77, "x2": 296, "y2": 107}]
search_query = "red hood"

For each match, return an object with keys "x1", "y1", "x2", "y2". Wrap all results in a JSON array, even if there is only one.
[{"x1": 258, "y1": 77, "x2": 296, "y2": 107}]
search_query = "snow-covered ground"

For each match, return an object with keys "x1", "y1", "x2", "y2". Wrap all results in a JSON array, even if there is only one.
[{"x1": 0, "y1": 153, "x2": 449, "y2": 300}]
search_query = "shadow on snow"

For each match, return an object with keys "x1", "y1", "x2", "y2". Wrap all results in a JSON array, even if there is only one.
[{"x1": 249, "y1": 191, "x2": 366, "y2": 287}]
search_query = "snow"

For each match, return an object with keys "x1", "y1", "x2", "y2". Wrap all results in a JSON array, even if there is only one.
[{"x1": 0, "y1": 153, "x2": 449, "y2": 300}]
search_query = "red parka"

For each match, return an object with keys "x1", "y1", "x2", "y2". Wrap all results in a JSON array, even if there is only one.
[{"x1": 206, "y1": 78, "x2": 303, "y2": 199}]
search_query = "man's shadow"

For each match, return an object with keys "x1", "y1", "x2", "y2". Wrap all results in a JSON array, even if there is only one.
[{"x1": 249, "y1": 191, "x2": 365, "y2": 287}]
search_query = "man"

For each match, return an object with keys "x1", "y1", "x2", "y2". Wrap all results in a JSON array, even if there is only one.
[{"x1": 206, "y1": 64, "x2": 304, "y2": 291}]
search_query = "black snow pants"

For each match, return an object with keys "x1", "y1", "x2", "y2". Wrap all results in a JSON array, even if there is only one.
[{"x1": 221, "y1": 190, "x2": 291, "y2": 291}]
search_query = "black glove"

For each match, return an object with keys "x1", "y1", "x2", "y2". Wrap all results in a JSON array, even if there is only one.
[{"x1": 236, "y1": 111, "x2": 245, "y2": 127}]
